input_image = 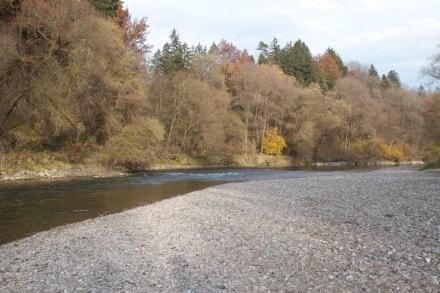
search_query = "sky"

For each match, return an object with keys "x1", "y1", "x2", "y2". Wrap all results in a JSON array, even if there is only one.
[{"x1": 123, "y1": 0, "x2": 440, "y2": 89}]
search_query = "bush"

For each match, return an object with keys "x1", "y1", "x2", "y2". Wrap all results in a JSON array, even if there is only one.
[
  {"x1": 423, "y1": 146, "x2": 440, "y2": 168},
  {"x1": 102, "y1": 118, "x2": 164, "y2": 170}
]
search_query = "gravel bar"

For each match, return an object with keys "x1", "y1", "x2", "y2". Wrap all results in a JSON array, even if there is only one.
[{"x1": 0, "y1": 167, "x2": 439, "y2": 292}]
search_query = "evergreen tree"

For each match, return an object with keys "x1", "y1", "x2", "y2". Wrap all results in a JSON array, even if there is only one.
[
  {"x1": 257, "y1": 41, "x2": 269, "y2": 64},
  {"x1": 368, "y1": 64, "x2": 379, "y2": 77},
  {"x1": 152, "y1": 29, "x2": 188, "y2": 74},
  {"x1": 268, "y1": 38, "x2": 281, "y2": 65},
  {"x1": 88, "y1": 0, "x2": 120, "y2": 17},
  {"x1": 208, "y1": 42, "x2": 219, "y2": 55},
  {"x1": 381, "y1": 74, "x2": 392, "y2": 89},
  {"x1": 193, "y1": 43, "x2": 207, "y2": 55},
  {"x1": 280, "y1": 39, "x2": 316, "y2": 86},
  {"x1": 387, "y1": 70, "x2": 401, "y2": 88}
]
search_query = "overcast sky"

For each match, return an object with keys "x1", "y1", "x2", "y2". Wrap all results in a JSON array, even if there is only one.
[{"x1": 123, "y1": 0, "x2": 440, "y2": 88}]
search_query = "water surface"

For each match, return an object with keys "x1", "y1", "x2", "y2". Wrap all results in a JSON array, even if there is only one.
[{"x1": 0, "y1": 167, "x2": 368, "y2": 244}]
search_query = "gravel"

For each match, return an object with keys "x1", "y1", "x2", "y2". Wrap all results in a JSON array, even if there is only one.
[{"x1": 0, "y1": 167, "x2": 439, "y2": 292}]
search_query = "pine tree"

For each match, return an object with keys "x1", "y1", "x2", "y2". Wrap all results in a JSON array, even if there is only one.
[
  {"x1": 88, "y1": 0, "x2": 120, "y2": 17},
  {"x1": 387, "y1": 70, "x2": 401, "y2": 88},
  {"x1": 381, "y1": 74, "x2": 392, "y2": 89},
  {"x1": 257, "y1": 41, "x2": 269, "y2": 64},
  {"x1": 280, "y1": 39, "x2": 316, "y2": 86},
  {"x1": 152, "y1": 29, "x2": 188, "y2": 74},
  {"x1": 369, "y1": 64, "x2": 379, "y2": 77},
  {"x1": 268, "y1": 38, "x2": 281, "y2": 65},
  {"x1": 208, "y1": 42, "x2": 219, "y2": 55}
]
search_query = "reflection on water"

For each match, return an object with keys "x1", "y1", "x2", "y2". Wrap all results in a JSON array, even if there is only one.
[
  {"x1": 0, "y1": 179, "x2": 224, "y2": 244},
  {"x1": 0, "y1": 166, "x2": 373, "y2": 244}
]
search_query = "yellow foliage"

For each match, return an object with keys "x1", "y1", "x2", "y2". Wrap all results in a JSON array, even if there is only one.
[
  {"x1": 263, "y1": 127, "x2": 287, "y2": 156},
  {"x1": 382, "y1": 144, "x2": 404, "y2": 162},
  {"x1": 349, "y1": 138, "x2": 405, "y2": 163}
]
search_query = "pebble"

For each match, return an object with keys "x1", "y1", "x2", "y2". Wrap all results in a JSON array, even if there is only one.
[{"x1": 0, "y1": 167, "x2": 438, "y2": 292}]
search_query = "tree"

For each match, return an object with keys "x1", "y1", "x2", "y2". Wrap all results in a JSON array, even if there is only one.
[
  {"x1": 387, "y1": 70, "x2": 401, "y2": 88},
  {"x1": 335, "y1": 77, "x2": 378, "y2": 155},
  {"x1": 268, "y1": 38, "x2": 282, "y2": 65},
  {"x1": 152, "y1": 29, "x2": 188, "y2": 74},
  {"x1": 217, "y1": 39, "x2": 242, "y2": 64},
  {"x1": 256, "y1": 41, "x2": 269, "y2": 65},
  {"x1": 263, "y1": 127, "x2": 287, "y2": 155},
  {"x1": 368, "y1": 64, "x2": 379, "y2": 77},
  {"x1": 381, "y1": 74, "x2": 392, "y2": 89},
  {"x1": 280, "y1": 39, "x2": 316, "y2": 86},
  {"x1": 326, "y1": 48, "x2": 347, "y2": 76},
  {"x1": 0, "y1": 0, "x2": 148, "y2": 150},
  {"x1": 422, "y1": 92, "x2": 440, "y2": 165},
  {"x1": 115, "y1": 4, "x2": 151, "y2": 56},
  {"x1": 88, "y1": 0, "x2": 120, "y2": 17},
  {"x1": 314, "y1": 52, "x2": 342, "y2": 91},
  {"x1": 422, "y1": 44, "x2": 440, "y2": 85},
  {"x1": 0, "y1": 0, "x2": 21, "y2": 20}
]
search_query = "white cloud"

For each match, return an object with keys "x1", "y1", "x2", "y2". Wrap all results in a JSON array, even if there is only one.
[{"x1": 124, "y1": 0, "x2": 440, "y2": 87}]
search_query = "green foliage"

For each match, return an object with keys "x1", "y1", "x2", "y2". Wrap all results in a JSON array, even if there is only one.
[
  {"x1": 88, "y1": 0, "x2": 120, "y2": 17},
  {"x1": 256, "y1": 41, "x2": 269, "y2": 64},
  {"x1": 280, "y1": 39, "x2": 316, "y2": 86},
  {"x1": 263, "y1": 128, "x2": 287, "y2": 156},
  {"x1": 153, "y1": 29, "x2": 191, "y2": 74},
  {"x1": 387, "y1": 70, "x2": 401, "y2": 88},
  {"x1": 369, "y1": 64, "x2": 379, "y2": 77}
]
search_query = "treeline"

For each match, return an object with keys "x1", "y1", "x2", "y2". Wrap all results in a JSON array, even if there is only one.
[{"x1": 0, "y1": 0, "x2": 439, "y2": 171}]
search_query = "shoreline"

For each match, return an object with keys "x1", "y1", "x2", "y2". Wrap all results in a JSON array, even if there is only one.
[
  {"x1": 0, "y1": 159, "x2": 427, "y2": 182},
  {"x1": 0, "y1": 167, "x2": 438, "y2": 291}
]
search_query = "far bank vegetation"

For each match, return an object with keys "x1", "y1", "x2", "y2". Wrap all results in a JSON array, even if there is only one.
[{"x1": 1, "y1": 0, "x2": 439, "y2": 173}]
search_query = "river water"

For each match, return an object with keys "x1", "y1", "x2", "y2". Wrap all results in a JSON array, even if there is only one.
[{"x1": 0, "y1": 167, "x2": 365, "y2": 244}]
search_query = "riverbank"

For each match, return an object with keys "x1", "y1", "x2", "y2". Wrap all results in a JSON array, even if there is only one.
[
  {"x1": 0, "y1": 155, "x2": 426, "y2": 182},
  {"x1": 0, "y1": 165, "x2": 127, "y2": 181},
  {"x1": 0, "y1": 167, "x2": 438, "y2": 291},
  {"x1": 0, "y1": 154, "x2": 294, "y2": 181}
]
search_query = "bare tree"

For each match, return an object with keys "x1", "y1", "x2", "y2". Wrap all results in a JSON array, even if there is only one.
[{"x1": 422, "y1": 45, "x2": 440, "y2": 85}]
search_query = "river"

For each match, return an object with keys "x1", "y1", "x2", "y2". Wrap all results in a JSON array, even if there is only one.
[{"x1": 0, "y1": 167, "x2": 368, "y2": 244}]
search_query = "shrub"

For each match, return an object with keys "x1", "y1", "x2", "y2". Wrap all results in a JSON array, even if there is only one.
[
  {"x1": 102, "y1": 118, "x2": 164, "y2": 170},
  {"x1": 263, "y1": 127, "x2": 287, "y2": 156}
]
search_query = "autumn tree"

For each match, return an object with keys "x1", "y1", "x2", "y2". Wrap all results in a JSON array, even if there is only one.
[
  {"x1": 0, "y1": 0, "x2": 21, "y2": 20},
  {"x1": 263, "y1": 127, "x2": 287, "y2": 155},
  {"x1": 314, "y1": 52, "x2": 342, "y2": 91},
  {"x1": 0, "y1": 0, "x2": 148, "y2": 152},
  {"x1": 335, "y1": 77, "x2": 378, "y2": 156},
  {"x1": 326, "y1": 48, "x2": 347, "y2": 76},
  {"x1": 422, "y1": 45, "x2": 440, "y2": 85},
  {"x1": 217, "y1": 39, "x2": 242, "y2": 64},
  {"x1": 115, "y1": 4, "x2": 150, "y2": 56}
]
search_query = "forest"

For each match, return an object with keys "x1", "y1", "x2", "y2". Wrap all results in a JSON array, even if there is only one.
[{"x1": 0, "y1": 0, "x2": 439, "y2": 173}]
